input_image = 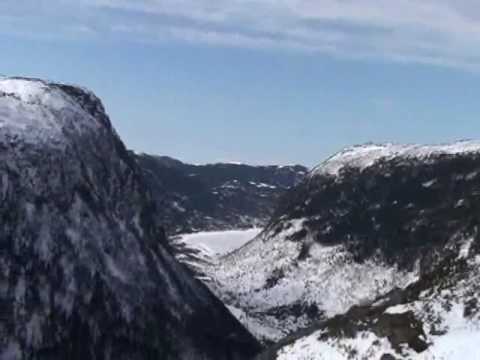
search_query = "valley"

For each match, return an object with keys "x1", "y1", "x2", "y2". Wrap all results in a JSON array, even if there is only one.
[
  {"x1": 1, "y1": 76, "x2": 479, "y2": 360},
  {"x1": 171, "y1": 143, "x2": 480, "y2": 359}
]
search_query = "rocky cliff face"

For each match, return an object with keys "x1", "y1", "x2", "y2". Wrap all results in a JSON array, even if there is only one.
[
  {"x1": 0, "y1": 77, "x2": 261, "y2": 360},
  {"x1": 134, "y1": 153, "x2": 307, "y2": 235},
  {"x1": 203, "y1": 143, "x2": 480, "y2": 357}
]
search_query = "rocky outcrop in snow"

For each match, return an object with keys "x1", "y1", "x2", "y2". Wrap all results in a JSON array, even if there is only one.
[
  {"x1": 260, "y1": 240, "x2": 480, "y2": 359},
  {"x1": 0, "y1": 77, "x2": 261, "y2": 360}
]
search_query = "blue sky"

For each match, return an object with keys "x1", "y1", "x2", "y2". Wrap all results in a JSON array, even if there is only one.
[{"x1": 2, "y1": 1, "x2": 480, "y2": 166}]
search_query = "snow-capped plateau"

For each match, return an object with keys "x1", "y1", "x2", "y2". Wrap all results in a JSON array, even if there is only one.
[
  {"x1": 0, "y1": 77, "x2": 107, "y2": 148},
  {"x1": 0, "y1": 77, "x2": 261, "y2": 360},
  {"x1": 134, "y1": 153, "x2": 307, "y2": 235},
  {"x1": 196, "y1": 142, "x2": 480, "y2": 358},
  {"x1": 312, "y1": 141, "x2": 480, "y2": 177}
]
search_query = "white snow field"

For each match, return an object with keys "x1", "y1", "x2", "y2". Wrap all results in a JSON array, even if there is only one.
[
  {"x1": 172, "y1": 228, "x2": 262, "y2": 284},
  {"x1": 0, "y1": 77, "x2": 103, "y2": 148},
  {"x1": 312, "y1": 141, "x2": 480, "y2": 177},
  {"x1": 178, "y1": 228, "x2": 262, "y2": 258}
]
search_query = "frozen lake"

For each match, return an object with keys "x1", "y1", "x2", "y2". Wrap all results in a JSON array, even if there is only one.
[{"x1": 178, "y1": 228, "x2": 262, "y2": 258}]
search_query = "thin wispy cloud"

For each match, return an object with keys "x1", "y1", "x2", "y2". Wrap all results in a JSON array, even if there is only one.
[{"x1": 3, "y1": 0, "x2": 480, "y2": 70}]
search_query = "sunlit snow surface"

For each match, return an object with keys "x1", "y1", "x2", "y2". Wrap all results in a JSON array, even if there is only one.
[
  {"x1": 312, "y1": 141, "x2": 480, "y2": 176},
  {"x1": 177, "y1": 224, "x2": 480, "y2": 359},
  {"x1": 277, "y1": 331, "x2": 396, "y2": 360},
  {"x1": 177, "y1": 228, "x2": 262, "y2": 258},
  {"x1": 173, "y1": 228, "x2": 262, "y2": 284},
  {"x1": 275, "y1": 253, "x2": 480, "y2": 359},
  {"x1": 0, "y1": 77, "x2": 102, "y2": 147},
  {"x1": 277, "y1": 299, "x2": 480, "y2": 360},
  {"x1": 177, "y1": 222, "x2": 417, "y2": 343}
]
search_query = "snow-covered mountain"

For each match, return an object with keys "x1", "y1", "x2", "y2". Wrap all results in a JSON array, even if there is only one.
[
  {"x1": 202, "y1": 142, "x2": 480, "y2": 358},
  {"x1": 134, "y1": 153, "x2": 307, "y2": 235},
  {"x1": 0, "y1": 77, "x2": 261, "y2": 360}
]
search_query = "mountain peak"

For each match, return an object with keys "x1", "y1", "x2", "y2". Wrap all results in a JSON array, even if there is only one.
[{"x1": 0, "y1": 77, "x2": 109, "y2": 148}]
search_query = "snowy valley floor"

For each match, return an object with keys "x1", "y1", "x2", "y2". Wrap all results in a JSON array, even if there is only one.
[
  {"x1": 172, "y1": 228, "x2": 480, "y2": 360},
  {"x1": 176, "y1": 228, "x2": 262, "y2": 258}
]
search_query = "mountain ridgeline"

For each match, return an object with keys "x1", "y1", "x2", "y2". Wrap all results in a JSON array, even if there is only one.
[
  {"x1": 0, "y1": 77, "x2": 261, "y2": 360},
  {"x1": 271, "y1": 143, "x2": 480, "y2": 270},
  {"x1": 134, "y1": 153, "x2": 307, "y2": 235}
]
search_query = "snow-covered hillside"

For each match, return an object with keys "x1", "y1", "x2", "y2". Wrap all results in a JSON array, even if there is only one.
[
  {"x1": 312, "y1": 141, "x2": 480, "y2": 177},
  {"x1": 0, "y1": 77, "x2": 261, "y2": 360},
  {"x1": 262, "y1": 240, "x2": 480, "y2": 359},
  {"x1": 196, "y1": 142, "x2": 480, "y2": 358},
  {"x1": 207, "y1": 220, "x2": 418, "y2": 343}
]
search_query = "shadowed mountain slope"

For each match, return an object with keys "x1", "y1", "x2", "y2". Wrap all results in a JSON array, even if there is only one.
[{"x1": 0, "y1": 77, "x2": 261, "y2": 360}]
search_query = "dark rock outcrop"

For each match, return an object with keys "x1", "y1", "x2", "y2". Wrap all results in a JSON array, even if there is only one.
[
  {"x1": 134, "y1": 153, "x2": 307, "y2": 235},
  {"x1": 0, "y1": 77, "x2": 261, "y2": 359},
  {"x1": 270, "y1": 145, "x2": 480, "y2": 272}
]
